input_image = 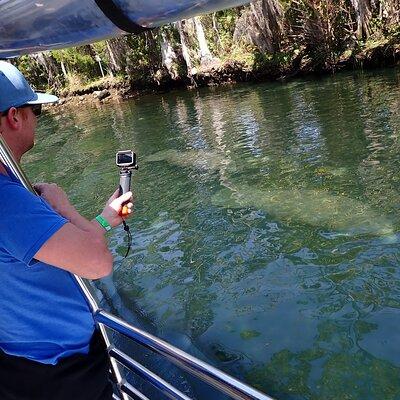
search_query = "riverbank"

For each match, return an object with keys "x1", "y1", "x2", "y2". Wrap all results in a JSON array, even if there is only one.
[{"x1": 55, "y1": 36, "x2": 400, "y2": 107}]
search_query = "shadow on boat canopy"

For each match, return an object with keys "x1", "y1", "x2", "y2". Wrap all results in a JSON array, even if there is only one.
[{"x1": 0, "y1": 0, "x2": 247, "y2": 58}]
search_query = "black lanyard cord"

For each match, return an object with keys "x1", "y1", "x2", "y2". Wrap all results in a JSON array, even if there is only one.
[{"x1": 122, "y1": 220, "x2": 132, "y2": 258}]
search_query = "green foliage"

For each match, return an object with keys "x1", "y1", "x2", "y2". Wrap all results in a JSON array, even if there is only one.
[
  {"x1": 215, "y1": 8, "x2": 243, "y2": 52},
  {"x1": 125, "y1": 30, "x2": 163, "y2": 82},
  {"x1": 285, "y1": 0, "x2": 353, "y2": 71},
  {"x1": 91, "y1": 41, "x2": 109, "y2": 62},
  {"x1": 216, "y1": 8, "x2": 241, "y2": 36},
  {"x1": 12, "y1": 1, "x2": 400, "y2": 92},
  {"x1": 253, "y1": 50, "x2": 293, "y2": 74},
  {"x1": 13, "y1": 56, "x2": 49, "y2": 90},
  {"x1": 388, "y1": 24, "x2": 400, "y2": 37},
  {"x1": 52, "y1": 46, "x2": 99, "y2": 79}
]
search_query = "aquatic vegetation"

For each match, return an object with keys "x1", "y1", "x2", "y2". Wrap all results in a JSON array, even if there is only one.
[
  {"x1": 246, "y1": 347, "x2": 400, "y2": 399},
  {"x1": 240, "y1": 329, "x2": 261, "y2": 340},
  {"x1": 211, "y1": 186, "x2": 394, "y2": 236},
  {"x1": 315, "y1": 166, "x2": 348, "y2": 177}
]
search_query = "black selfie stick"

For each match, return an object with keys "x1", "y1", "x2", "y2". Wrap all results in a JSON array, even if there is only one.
[
  {"x1": 119, "y1": 170, "x2": 131, "y2": 194},
  {"x1": 116, "y1": 150, "x2": 138, "y2": 257},
  {"x1": 116, "y1": 150, "x2": 138, "y2": 214}
]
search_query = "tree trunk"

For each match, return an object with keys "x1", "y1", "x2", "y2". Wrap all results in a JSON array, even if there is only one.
[
  {"x1": 261, "y1": 0, "x2": 284, "y2": 51},
  {"x1": 34, "y1": 52, "x2": 63, "y2": 89},
  {"x1": 176, "y1": 21, "x2": 195, "y2": 77},
  {"x1": 60, "y1": 60, "x2": 68, "y2": 79},
  {"x1": 145, "y1": 30, "x2": 162, "y2": 77},
  {"x1": 212, "y1": 13, "x2": 223, "y2": 51},
  {"x1": 349, "y1": 0, "x2": 371, "y2": 39},
  {"x1": 193, "y1": 16, "x2": 214, "y2": 66},
  {"x1": 161, "y1": 31, "x2": 179, "y2": 79},
  {"x1": 234, "y1": 0, "x2": 283, "y2": 53},
  {"x1": 105, "y1": 38, "x2": 129, "y2": 73},
  {"x1": 105, "y1": 42, "x2": 116, "y2": 76}
]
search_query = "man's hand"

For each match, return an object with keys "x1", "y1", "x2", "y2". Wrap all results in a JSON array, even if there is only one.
[
  {"x1": 100, "y1": 189, "x2": 134, "y2": 228},
  {"x1": 34, "y1": 182, "x2": 76, "y2": 219}
]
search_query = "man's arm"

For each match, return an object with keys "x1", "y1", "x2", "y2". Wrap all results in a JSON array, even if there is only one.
[
  {"x1": 34, "y1": 223, "x2": 113, "y2": 279},
  {"x1": 33, "y1": 183, "x2": 133, "y2": 279}
]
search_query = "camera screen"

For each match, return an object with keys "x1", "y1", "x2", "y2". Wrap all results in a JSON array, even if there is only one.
[{"x1": 117, "y1": 153, "x2": 133, "y2": 165}]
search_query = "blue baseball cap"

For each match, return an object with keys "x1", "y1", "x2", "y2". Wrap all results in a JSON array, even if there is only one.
[{"x1": 0, "y1": 60, "x2": 58, "y2": 113}]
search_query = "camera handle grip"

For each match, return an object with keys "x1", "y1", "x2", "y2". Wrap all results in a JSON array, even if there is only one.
[
  {"x1": 119, "y1": 170, "x2": 132, "y2": 216},
  {"x1": 119, "y1": 170, "x2": 131, "y2": 195}
]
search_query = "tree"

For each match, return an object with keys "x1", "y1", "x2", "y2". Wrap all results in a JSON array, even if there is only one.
[
  {"x1": 193, "y1": 16, "x2": 215, "y2": 66},
  {"x1": 286, "y1": 0, "x2": 353, "y2": 72},
  {"x1": 176, "y1": 21, "x2": 195, "y2": 77},
  {"x1": 349, "y1": 0, "x2": 371, "y2": 39},
  {"x1": 234, "y1": 0, "x2": 284, "y2": 53},
  {"x1": 105, "y1": 37, "x2": 131, "y2": 74},
  {"x1": 13, "y1": 53, "x2": 64, "y2": 91},
  {"x1": 161, "y1": 30, "x2": 179, "y2": 79},
  {"x1": 33, "y1": 52, "x2": 64, "y2": 90}
]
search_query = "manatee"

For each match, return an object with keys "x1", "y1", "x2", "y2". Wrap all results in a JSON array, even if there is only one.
[
  {"x1": 145, "y1": 149, "x2": 229, "y2": 171},
  {"x1": 211, "y1": 186, "x2": 393, "y2": 236}
]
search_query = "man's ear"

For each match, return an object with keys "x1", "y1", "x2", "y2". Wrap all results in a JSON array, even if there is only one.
[{"x1": 5, "y1": 107, "x2": 21, "y2": 129}]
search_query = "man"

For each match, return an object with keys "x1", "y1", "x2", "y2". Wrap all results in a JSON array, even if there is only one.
[{"x1": 0, "y1": 60, "x2": 133, "y2": 399}]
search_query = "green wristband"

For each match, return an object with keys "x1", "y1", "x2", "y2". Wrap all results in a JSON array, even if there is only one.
[{"x1": 95, "y1": 215, "x2": 112, "y2": 232}]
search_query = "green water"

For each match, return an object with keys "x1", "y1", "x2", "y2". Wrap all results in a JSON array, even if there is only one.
[{"x1": 24, "y1": 68, "x2": 400, "y2": 399}]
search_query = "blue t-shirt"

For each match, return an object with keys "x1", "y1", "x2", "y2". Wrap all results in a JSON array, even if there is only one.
[{"x1": 0, "y1": 172, "x2": 96, "y2": 365}]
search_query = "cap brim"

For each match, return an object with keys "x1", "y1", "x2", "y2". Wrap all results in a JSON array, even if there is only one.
[{"x1": 27, "y1": 92, "x2": 59, "y2": 105}]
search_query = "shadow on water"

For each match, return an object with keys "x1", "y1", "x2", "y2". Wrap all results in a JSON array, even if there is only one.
[{"x1": 25, "y1": 67, "x2": 400, "y2": 400}]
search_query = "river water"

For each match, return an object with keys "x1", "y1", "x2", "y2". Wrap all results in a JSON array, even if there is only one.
[{"x1": 24, "y1": 67, "x2": 400, "y2": 400}]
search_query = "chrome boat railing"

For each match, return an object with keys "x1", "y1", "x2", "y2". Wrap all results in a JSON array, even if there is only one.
[
  {"x1": 96, "y1": 310, "x2": 274, "y2": 400},
  {"x1": 0, "y1": 135, "x2": 274, "y2": 400}
]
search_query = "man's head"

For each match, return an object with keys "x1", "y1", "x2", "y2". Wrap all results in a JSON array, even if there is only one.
[{"x1": 0, "y1": 61, "x2": 58, "y2": 160}]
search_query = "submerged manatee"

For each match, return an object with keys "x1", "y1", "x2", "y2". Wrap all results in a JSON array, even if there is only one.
[
  {"x1": 145, "y1": 149, "x2": 229, "y2": 171},
  {"x1": 211, "y1": 186, "x2": 393, "y2": 236}
]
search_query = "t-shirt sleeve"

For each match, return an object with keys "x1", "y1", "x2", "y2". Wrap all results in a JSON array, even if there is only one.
[{"x1": 0, "y1": 181, "x2": 68, "y2": 265}]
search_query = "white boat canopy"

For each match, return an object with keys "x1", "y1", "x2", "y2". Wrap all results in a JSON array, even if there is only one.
[{"x1": 0, "y1": 0, "x2": 248, "y2": 58}]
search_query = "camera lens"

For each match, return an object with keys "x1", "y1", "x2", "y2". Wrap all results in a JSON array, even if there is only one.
[{"x1": 118, "y1": 154, "x2": 132, "y2": 164}]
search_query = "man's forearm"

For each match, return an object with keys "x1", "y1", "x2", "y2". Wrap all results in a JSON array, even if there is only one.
[
  {"x1": 67, "y1": 208, "x2": 107, "y2": 238},
  {"x1": 34, "y1": 182, "x2": 131, "y2": 237}
]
